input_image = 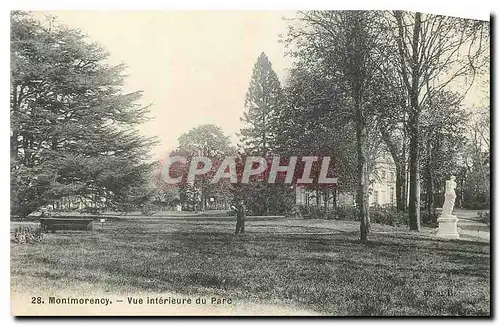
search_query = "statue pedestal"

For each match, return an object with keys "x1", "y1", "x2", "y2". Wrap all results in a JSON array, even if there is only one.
[{"x1": 436, "y1": 215, "x2": 459, "y2": 239}]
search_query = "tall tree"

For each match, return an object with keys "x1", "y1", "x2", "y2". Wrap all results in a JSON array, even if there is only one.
[
  {"x1": 175, "y1": 124, "x2": 233, "y2": 211},
  {"x1": 238, "y1": 53, "x2": 293, "y2": 215},
  {"x1": 459, "y1": 106, "x2": 490, "y2": 209},
  {"x1": 285, "y1": 11, "x2": 385, "y2": 241},
  {"x1": 239, "y1": 52, "x2": 284, "y2": 156},
  {"x1": 10, "y1": 11, "x2": 156, "y2": 217},
  {"x1": 386, "y1": 11, "x2": 489, "y2": 230},
  {"x1": 420, "y1": 90, "x2": 468, "y2": 220},
  {"x1": 276, "y1": 65, "x2": 358, "y2": 213},
  {"x1": 368, "y1": 50, "x2": 409, "y2": 213}
]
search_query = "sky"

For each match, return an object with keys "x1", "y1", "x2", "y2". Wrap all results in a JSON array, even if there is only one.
[
  {"x1": 35, "y1": 11, "x2": 489, "y2": 160},
  {"x1": 38, "y1": 11, "x2": 296, "y2": 159}
]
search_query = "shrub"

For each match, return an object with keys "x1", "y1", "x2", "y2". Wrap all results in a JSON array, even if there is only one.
[
  {"x1": 296, "y1": 205, "x2": 412, "y2": 226},
  {"x1": 79, "y1": 207, "x2": 102, "y2": 215},
  {"x1": 336, "y1": 206, "x2": 358, "y2": 221},
  {"x1": 370, "y1": 206, "x2": 411, "y2": 227},
  {"x1": 463, "y1": 201, "x2": 489, "y2": 210},
  {"x1": 477, "y1": 211, "x2": 490, "y2": 225},
  {"x1": 284, "y1": 205, "x2": 303, "y2": 219},
  {"x1": 296, "y1": 205, "x2": 322, "y2": 219},
  {"x1": 370, "y1": 207, "x2": 390, "y2": 225},
  {"x1": 13, "y1": 226, "x2": 43, "y2": 244},
  {"x1": 295, "y1": 205, "x2": 357, "y2": 220},
  {"x1": 420, "y1": 210, "x2": 439, "y2": 227},
  {"x1": 462, "y1": 192, "x2": 490, "y2": 210},
  {"x1": 390, "y1": 211, "x2": 409, "y2": 227},
  {"x1": 297, "y1": 205, "x2": 310, "y2": 218},
  {"x1": 309, "y1": 207, "x2": 328, "y2": 219},
  {"x1": 370, "y1": 207, "x2": 408, "y2": 227},
  {"x1": 141, "y1": 202, "x2": 157, "y2": 216}
]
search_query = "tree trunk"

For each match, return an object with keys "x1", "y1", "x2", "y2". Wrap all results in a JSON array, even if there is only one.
[
  {"x1": 379, "y1": 125, "x2": 405, "y2": 212},
  {"x1": 459, "y1": 173, "x2": 465, "y2": 209},
  {"x1": 408, "y1": 125, "x2": 421, "y2": 231},
  {"x1": 356, "y1": 97, "x2": 369, "y2": 242},
  {"x1": 406, "y1": 12, "x2": 422, "y2": 231},
  {"x1": 425, "y1": 140, "x2": 434, "y2": 219},
  {"x1": 401, "y1": 121, "x2": 408, "y2": 212},
  {"x1": 11, "y1": 84, "x2": 20, "y2": 159},
  {"x1": 408, "y1": 85, "x2": 421, "y2": 231},
  {"x1": 332, "y1": 189, "x2": 337, "y2": 219},
  {"x1": 426, "y1": 172, "x2": 434, "y2": 221},
  {"x1": 395, "y1": 165, "x2": 404, "y2": 211}
]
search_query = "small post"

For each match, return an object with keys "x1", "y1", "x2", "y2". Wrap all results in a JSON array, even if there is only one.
[{"x1": 100, "y1": 218, "x2": 105, "y2": 228}]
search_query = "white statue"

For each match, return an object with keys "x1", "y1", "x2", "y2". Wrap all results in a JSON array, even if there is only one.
[
  {"x1": 445, "y1": 176, "x2": 457, "y2": 195},
  {"x1": 437, "y1": 176, "x2": 459, "y2": 239},
  {"x1": 442, "y1": 176, "x2": 457, "y2": 216}
]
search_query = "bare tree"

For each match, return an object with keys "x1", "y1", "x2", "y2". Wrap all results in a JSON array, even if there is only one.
[
  {"x1": 385, "y1": 11, "x2": 489, "y2": 230},
  {"x1": 285, "y1": 11, "x2": 387, "y2": 241}
]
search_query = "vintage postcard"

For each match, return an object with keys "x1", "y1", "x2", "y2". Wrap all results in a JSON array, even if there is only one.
[{"x1": 10, "y1": 9, "x2": 490, "y2": 317}]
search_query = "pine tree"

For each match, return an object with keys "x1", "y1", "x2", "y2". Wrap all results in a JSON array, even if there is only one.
[
  {"x1": 237, "y1": 53, "x2": 293, "y2": 215},
  {"x1": 10, "y1": 11, "x2": 157, "y2": 217},
  {"x1": 239, "y1": 52, "x2": 284, "y2": 156}
]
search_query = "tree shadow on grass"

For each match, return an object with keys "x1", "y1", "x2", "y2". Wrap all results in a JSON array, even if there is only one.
[
  {"x1": 333, "y1": 254, "x2": 489, "y2": 278},
  {"x1": 363, "y1": 233, "x2": 489, "y2": 254}
]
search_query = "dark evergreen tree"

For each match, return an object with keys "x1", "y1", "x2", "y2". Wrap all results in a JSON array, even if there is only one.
[
  {"x1": 239, "y1": 52, "x2": 283, "y2": 156},
  {"x1": 10, "y1": 11, "x2": 157, "y2": 217},
  {"x1": 237, "y1": 53, "x2": 293, "y2": 215}
]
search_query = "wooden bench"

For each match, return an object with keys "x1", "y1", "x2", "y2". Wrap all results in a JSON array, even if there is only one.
[{"x1": 40, "y1": 218, "x2": 93, "y2": 233}]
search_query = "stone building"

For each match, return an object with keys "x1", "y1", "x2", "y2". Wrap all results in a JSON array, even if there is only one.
[{"x1": 295, "y1": 154, "x2": 397, "y2": 207}]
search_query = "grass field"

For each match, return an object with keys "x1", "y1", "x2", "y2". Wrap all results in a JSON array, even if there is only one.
[{"x1": 10, "y1": 217, "x2": 490, "y2": 316}]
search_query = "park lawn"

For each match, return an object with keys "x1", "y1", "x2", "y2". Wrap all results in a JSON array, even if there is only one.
[{"x1": 10, "y1": 218, "x2": 490, "y2": 316}]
